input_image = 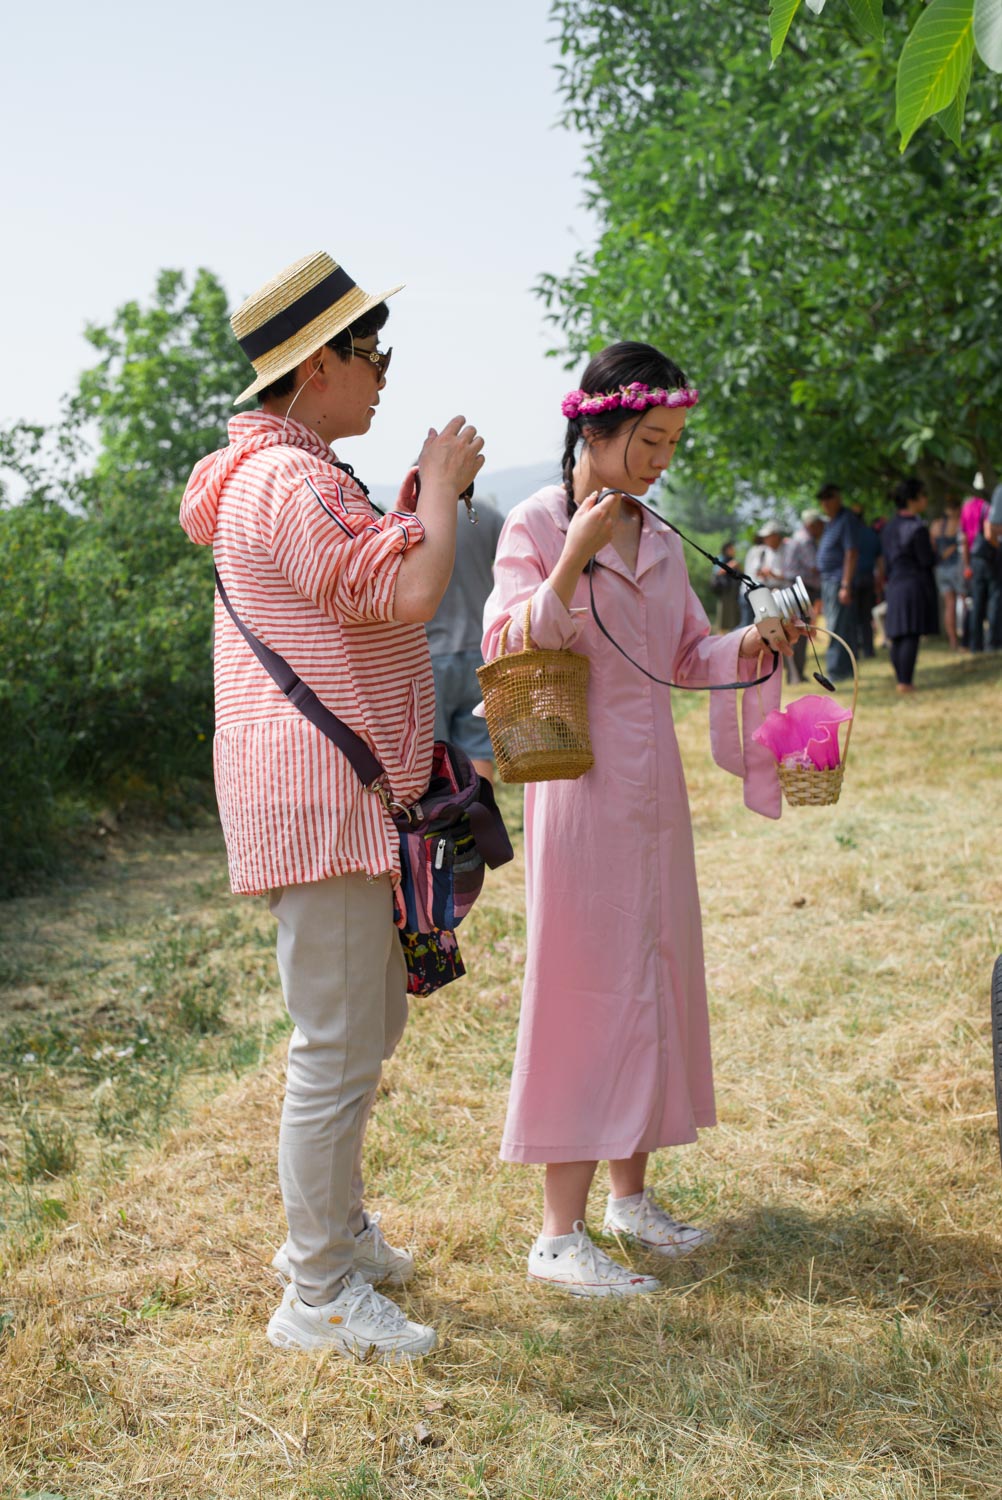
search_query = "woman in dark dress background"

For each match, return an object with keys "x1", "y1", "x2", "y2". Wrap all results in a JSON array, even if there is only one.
[{"x1": 881, "y1": 477, "x2": 939, "y2": 693}]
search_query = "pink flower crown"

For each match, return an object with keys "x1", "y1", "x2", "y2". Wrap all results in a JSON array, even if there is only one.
[{"x1": 561, "y1": 382, "x2": 700, "y2": 420}]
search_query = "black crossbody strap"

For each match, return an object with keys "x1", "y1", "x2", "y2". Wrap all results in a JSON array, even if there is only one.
[
  {"x1": 577, "y1": 487, "x2": 781, "y2": 692},
  {"x1": 214, "y1": 568, "x2": 384, "y2": 788},
  {"x1": 587, "y1": 562, "x2": 780, "y2": 691}
]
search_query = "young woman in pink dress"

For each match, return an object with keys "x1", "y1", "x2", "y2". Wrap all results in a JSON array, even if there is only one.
[{"x1": 482, "y1": 342, "x2": 796, "y2": 1297}]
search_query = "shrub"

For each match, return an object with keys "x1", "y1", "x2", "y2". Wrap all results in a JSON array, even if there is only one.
[{"x1": 0, "y1": 268, "x2": 243, "y2": 892}]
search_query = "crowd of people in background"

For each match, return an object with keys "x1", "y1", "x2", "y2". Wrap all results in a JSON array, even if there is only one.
[{"x1": 712, "y1": 474, "x2": 1002, "y2": 692}]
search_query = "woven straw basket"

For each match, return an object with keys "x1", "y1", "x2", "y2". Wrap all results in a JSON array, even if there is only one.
[
  {"x1": 775, "y1": 629, "x2": 858, "y2": 808},
  {"x1": 476, "y1": 602, "x2": 594, "y2": 783}
]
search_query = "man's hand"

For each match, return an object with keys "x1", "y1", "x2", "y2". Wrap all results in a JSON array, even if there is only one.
[
  {"x1": 418, "y1": 417, "x2": 484, "y2": 502},
  {"x1": 391, "y1": 418, "x2": 484, "y2": 624},
  {"x1": 395, "y1": 466, "x2": 419, "y2": 514}
]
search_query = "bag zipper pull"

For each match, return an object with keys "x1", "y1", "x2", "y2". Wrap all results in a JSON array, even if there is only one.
[{"x1": 434, "y1": 838, "x2": 447, "y2": 870}]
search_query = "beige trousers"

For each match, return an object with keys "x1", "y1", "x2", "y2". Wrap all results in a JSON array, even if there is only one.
[{"x1": 269, "y1": 873, "x2": 408, "y2": 1305}]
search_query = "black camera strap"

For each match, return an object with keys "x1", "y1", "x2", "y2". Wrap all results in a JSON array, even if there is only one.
[
  {"x1": 583, "y1": 489, "x2": 779, "y2": 692},
  {"x1": 585, "y1": 562, "x2": 778, "y2": 692}
]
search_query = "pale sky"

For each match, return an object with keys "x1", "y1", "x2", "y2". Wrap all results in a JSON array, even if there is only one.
[{"x1": 1, "y1": 0, "x2": 594, "y2": 485}]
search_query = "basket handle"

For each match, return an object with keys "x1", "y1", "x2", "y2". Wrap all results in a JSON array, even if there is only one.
[
  {"x1": 812, "y1": 627, "x2": 859, "y2": 769},
  {"x1": 752, "y1": 626, "x2": 859, "y2": 770},
  {"x1": 496, "y1": 599, "x2": 536, "y2": 660}
]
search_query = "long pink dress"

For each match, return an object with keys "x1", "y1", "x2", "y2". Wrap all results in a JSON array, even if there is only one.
[{"x1": 482, "y1": 487, "x2": 782, "y2": 1165}]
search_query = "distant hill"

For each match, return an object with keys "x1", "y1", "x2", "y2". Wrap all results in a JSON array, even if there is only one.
[{"x1": 369, "y1": 460, "x2": 559, "y2": 517}]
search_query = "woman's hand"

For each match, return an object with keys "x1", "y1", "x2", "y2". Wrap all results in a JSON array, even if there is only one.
[
  {"x1": 546, "y1": 490, "x2": 622, "y2": 612},
  {"x1": 418, "y1": 416, "x2": 485, "y2": 502},
  {"x1": 563, "y1": 489, "x2": 621, "y2": 569},
  {"x1": 739, "y1": 622, "x2": 803, "y2": 660}
]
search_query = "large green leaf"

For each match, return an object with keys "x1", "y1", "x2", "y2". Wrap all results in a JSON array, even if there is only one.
[
  {"x1": 937, "y1": 48, "x2": 974, "y2": 141},
  {"x1": 974, "y1": 0, "x2": 1002, "y2": 68},
  {"x1": 847, "y1": 0, "x2": 884, "y2": 41},
  {"x1": 769, "y1": 0, "x2": 802, "y2": 60},
  {"x1": 896, "y1": 0, "x2": 975, "y2": 150}
]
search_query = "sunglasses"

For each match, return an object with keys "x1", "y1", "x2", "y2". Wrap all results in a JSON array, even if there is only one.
[
  {"x1": 325, "y1": 340, "x2": 392, "y2": 381},
  {"x1": 351, "y1": 345, "x2": 392, "y2": 380}
]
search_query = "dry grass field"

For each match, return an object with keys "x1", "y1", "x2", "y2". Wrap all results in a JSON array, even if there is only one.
[{"x1": 2, "y1": 642, "x2": 1001, "y2": 1500}]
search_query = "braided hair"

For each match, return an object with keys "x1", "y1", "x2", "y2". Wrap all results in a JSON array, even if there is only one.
[{"x1": 561, "y1": 342, "x2": 688, "y2": 517}]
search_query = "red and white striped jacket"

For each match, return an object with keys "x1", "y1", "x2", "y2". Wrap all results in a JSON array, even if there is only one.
[{"x1": 180, "y1": 412, "x2": 433, "y2": 895}]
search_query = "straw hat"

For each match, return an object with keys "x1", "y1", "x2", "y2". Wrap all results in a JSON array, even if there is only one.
[{"x1": 230, "y1": 251, "x2": 403, "y2": 405}]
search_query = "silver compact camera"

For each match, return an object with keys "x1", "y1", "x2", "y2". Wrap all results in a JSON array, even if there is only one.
[{"x1": 745, "y1": 577, "x2": 812, "y2": 652}]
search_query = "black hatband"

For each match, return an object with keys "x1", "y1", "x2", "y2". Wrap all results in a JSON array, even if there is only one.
[{"x1": 237, "y1": 267, "x2": 357, "y2": 362}]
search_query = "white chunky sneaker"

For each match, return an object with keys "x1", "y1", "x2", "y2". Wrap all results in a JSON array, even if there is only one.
[
  {"x1": 527, "y1": 1220, "x2": 661, "y2": 1298},
  {"x1": 603, "y1": 1190, "x2": 714, "y2": 1258},
  {"x1": 352, "y1": 1212, "x2": 415, "y2": 1285},
  {"x1": 271, "y1": 1212, "x2": 415, "y2": 1289},
  {"x1": 266, "y1": 1273, "x2": 436, "y2": 1361}
]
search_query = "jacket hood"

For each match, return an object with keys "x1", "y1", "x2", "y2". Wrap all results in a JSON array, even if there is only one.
[{"x1": 179, "y1": 412, "x2": 334, "y2": 545}]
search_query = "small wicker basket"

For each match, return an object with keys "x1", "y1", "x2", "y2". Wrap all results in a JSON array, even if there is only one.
[
  {"x1": 476, "y1": 601, "x2": 594, "y2": 783},
  {"x1": 775, "y1": 629, "x2": 858, "y2": 808}
]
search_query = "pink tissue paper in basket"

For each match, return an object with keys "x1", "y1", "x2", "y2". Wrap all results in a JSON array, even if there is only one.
[{"x1": 751, "y1": 694, "x2": 854, "y2": 771}]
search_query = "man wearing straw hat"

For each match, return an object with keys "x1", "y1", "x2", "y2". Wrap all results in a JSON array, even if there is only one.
[{"x1": 180, "y1": 251, "x2": 483, "y2": 1360}]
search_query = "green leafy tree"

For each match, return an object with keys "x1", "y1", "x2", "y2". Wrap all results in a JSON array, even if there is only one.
[
  {"x1": 1, "y1": 268, "x2": 246, "y2": 892},
  {"x1": 542, "y1": 0, "x2": 1002, "y2": 508},
  {"x1": 0, "y1": 496, "x2": 91, "y2": 889},
  {"x1": 57, "y1": 270, "x2": 249, "y2": 789},
  {"x1": 70, "y1": 267, "x2": 248, "y2": 498}
]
